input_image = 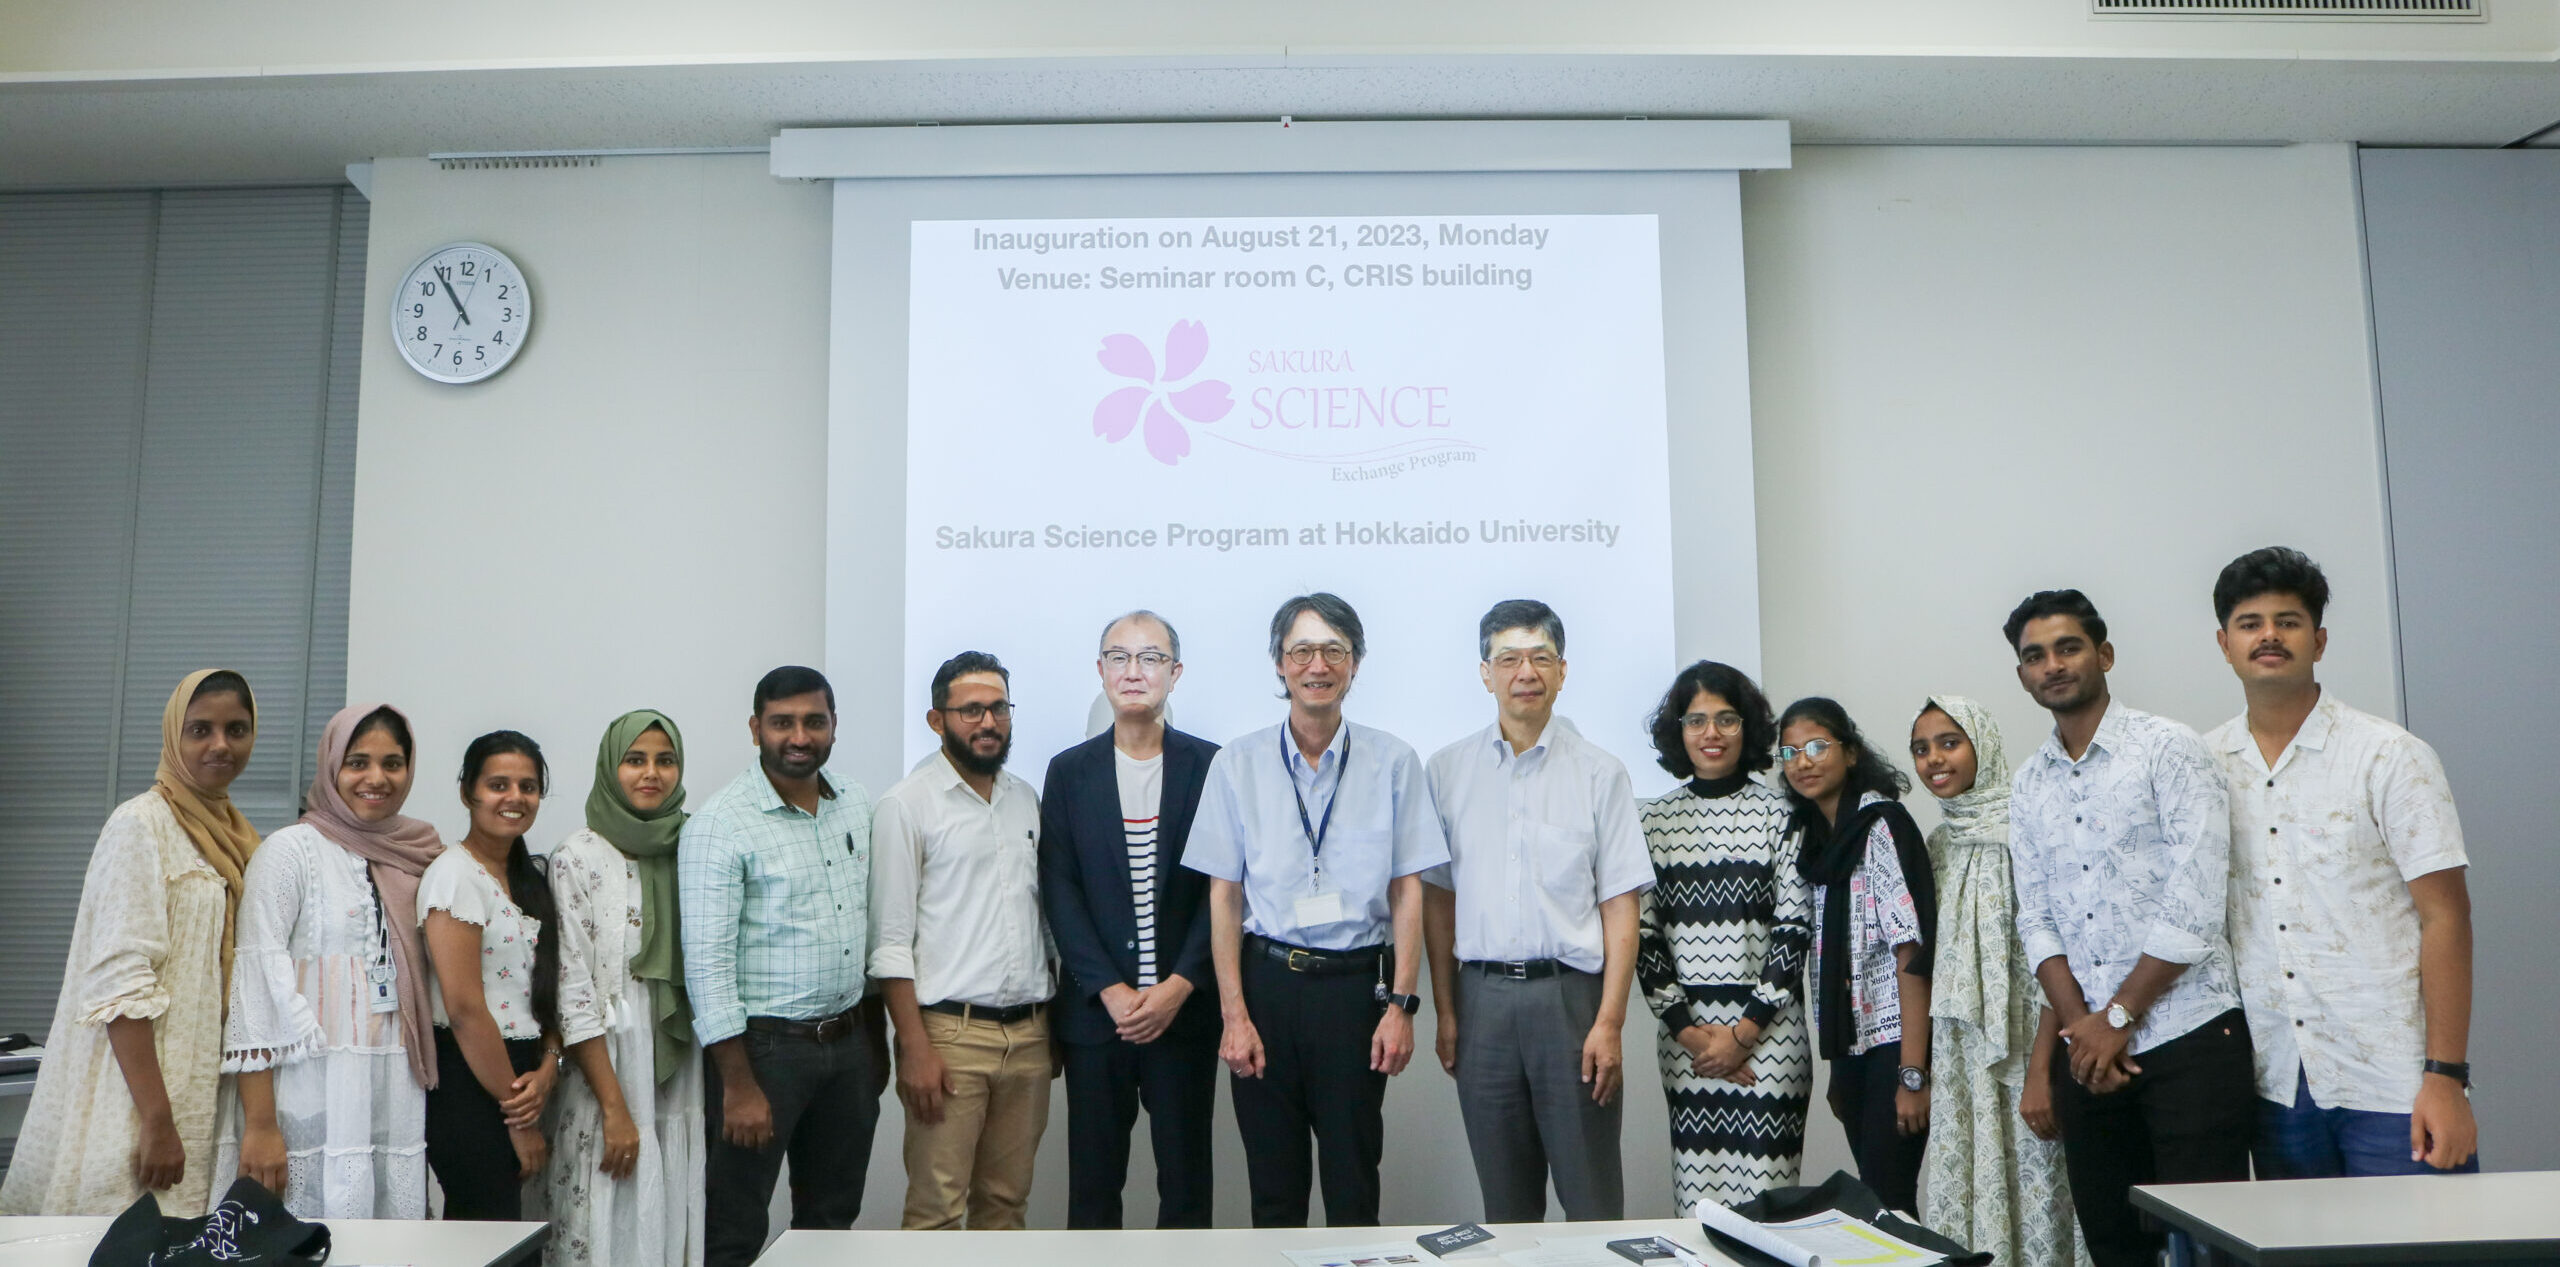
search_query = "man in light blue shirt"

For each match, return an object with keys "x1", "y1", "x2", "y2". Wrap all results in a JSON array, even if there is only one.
[
  {"x1": 1421, "y1": 599, "x2": 1653, "y2": 1223},
  {"x1": 679, "y1": 666, "x2": 884, "y2": 1267},
  {"x1": 1184, "y1": 592, "x2": 1448, "y2": 1227}
]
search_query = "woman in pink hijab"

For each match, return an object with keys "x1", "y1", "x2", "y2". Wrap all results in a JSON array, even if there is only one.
[{"x1": 216, "y1": 704, "x2": 444, "y2": 1218}]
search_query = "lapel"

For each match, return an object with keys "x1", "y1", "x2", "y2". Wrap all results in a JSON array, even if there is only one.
[{"x1": 1082, "y1": 737, "x2": 1140, "y2": 929}]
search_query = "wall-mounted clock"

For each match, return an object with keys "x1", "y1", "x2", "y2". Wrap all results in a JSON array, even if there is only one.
[{"x1": 392, "y1": 241, "x2": 532, "y2": 384}]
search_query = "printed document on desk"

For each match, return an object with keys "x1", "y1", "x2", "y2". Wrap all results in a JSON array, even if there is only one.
[
  {"x1": 1283, "y1": 1243, "x2": 1434, "y2": 1267},
  {"x1": 1695, "y1": 1199, "x2": 1943, "y2": 1267}
]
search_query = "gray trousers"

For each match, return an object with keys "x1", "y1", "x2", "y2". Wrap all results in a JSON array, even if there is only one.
[{"x1": 1452, "y1": 965, "x2": 1626, "y2": 1222}]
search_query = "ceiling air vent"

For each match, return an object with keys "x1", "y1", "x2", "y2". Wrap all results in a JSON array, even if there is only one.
[{"x1": 2094, "y1": 0, "x2": 2481, "y2": 16}]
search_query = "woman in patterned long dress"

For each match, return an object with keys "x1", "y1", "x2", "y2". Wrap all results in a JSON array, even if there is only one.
[
  {"x1": 1912, "y1": 696, "x2": 2089, "y2": 1267},
  {"x1": 1635, "y1": 661, "x2": 1813, "y2": 1214},
  {"x1": 0, "y1": 670, "x2": 260, "y2": 1216},
  {"x1": 544, "y1": 710, "x2": 705, "y2": 1266}
]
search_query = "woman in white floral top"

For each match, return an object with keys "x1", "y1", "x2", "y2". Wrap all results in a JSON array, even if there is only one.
[
  {"x1": 418, "y1": 730, "x2": 562, "y2": 1220},
  {"x1": 544, "y1": 710, "x2": 705, "y2": 1266}
]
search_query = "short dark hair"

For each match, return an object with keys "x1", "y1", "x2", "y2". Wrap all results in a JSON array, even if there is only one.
[
  {"x1": 1268, "y1": 593, "x2": 1365, "y2": 664},
  {"x1": 2003, "y1": 588, "x2": 2108, "y2": 654},
  {"x1": 753, "y1": 665, "x2": 835, "y2": 716},
  {"x1": 1477, "y1": 599, "x2": 1565, "y2": 660},
  {"x1": 349, "y1": 705, "x2": 414, "y2": 761},
  {"x1": 930, "y1": 651, "x2": 1009, "y2": 710},
  {"x1": 1775, "y1": 696, "x2": 1909, "y2": 809},
  {"x1": 1099, "y1": 610, "x2": 1181, "y2": 662},
  {"x1": 2214, "y1": 546, "x2": 2330, "y2": 628},
  {"x1": 188, "y1": 670, "x2": 254, "y2": 719},
  {"x1": 1646, "y1": 660, "x2": 1776, "y2": 778}
]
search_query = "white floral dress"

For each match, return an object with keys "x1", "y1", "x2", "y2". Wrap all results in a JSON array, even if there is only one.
[
  {"x1": 212, "y1": 823, "x2": 429, "y2": 1219},
  {"x1": 0, "y1": 794, "x2": 231, "y2": 1216},
  {"x1": 542, "y1": 829, "x2": 705, "y2": 1267}
]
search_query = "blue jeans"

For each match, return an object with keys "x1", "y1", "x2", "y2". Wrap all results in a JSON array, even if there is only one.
[{"x1": 2254, "y1": 1065, "x2": 2479, "y2": 1178}]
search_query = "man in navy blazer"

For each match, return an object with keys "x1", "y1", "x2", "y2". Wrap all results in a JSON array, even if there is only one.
[{"x1": 1040, "y1": 610, "x2": 1222, "y2": 1228}]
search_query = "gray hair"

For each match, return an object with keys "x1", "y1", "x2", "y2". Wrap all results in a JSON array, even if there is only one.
[
  {"x1": 1098, "y1": 610, "x2": 1181, "y2": 663},
  {"x1": 1477, "y1": 598, "x2": 1565, "y2": 660},
  {"x1": 1267, "y1": 592, "x2": 1365, "y2": 665}
]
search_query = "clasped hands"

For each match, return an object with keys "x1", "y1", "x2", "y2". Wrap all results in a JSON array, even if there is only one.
[{"x1": 1676, "y1": 1019, "x2": 1760, "y2": 1086}]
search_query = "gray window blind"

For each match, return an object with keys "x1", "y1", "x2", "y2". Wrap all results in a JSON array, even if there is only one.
[{"x1": 0, "y1": 187, "x2": 364, "y2": 1037}]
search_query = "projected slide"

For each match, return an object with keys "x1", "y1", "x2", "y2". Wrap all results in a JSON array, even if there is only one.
[{"x1": 903, "y1": 212, "x2": 1677, "y2": 785}]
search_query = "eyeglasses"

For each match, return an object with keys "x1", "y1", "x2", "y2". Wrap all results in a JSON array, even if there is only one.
[
  {"x1": 1101, "y1": 650, "x2": 1175, "y2": 671},
  {"x1": 1283, "y1": 643, "x2": 1352, "y2": 667},
  {"x1": 1488, "y1": 650, "x2": 1561, "y2": 672},
  {"x1": 938, "y1": 701, "x2": 1014, "y2": 723},
  {"x1": 1776, "y1": 739, "x2": 1835, "y2": 764},
  {"x1": 1679, "y1": 711, "x2": 1745, "y2": 735}
]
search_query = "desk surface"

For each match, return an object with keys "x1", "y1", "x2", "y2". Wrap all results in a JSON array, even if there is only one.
[
  {"x1": 2131, "y1": 1171, "x2": 2560, "y2": 1265},
  {"x1": 764, "y1": 1218, "x2": 1728, "y2": 1267},
  {"x1": 0, "y1": 1214, "x2": 545, "y2": 1267}
]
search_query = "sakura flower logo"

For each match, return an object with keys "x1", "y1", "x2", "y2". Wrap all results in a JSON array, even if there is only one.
[{"x1": 1092, "y1": 319, "x2": 1235, "y2": 465}]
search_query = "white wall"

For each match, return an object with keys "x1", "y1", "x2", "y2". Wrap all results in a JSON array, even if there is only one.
[{"x1": 349, "y1": 140, "x2": 2396, "y2": 1230}]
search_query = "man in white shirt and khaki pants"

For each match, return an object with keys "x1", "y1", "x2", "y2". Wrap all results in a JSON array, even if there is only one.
[
  {"x1": 872, "y1": 651, "x2": 1055, "y2": 1229},
  {"x1": 1423, "y1": 599, "x2": 1654, "y2": 1223}
]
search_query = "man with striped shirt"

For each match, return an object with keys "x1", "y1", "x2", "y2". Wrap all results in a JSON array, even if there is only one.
[{"x1": 1039, "y1": 612, "x2": 1224, "y2": 1227}]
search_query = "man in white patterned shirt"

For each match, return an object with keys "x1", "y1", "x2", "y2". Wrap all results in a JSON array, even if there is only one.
[
  {"x1": 2205, "y1": 547, "x2": 2477, "y2": 1178},
  {"x1": 873, "y1": 651, "x2": 1054, "y2": 1229},
  {"x1": 2003, "y1": 589, "x2": 2254, "y2": 1267}
]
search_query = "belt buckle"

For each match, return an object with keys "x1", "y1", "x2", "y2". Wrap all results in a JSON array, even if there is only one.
[
  {"x1": 1286, "y1": 948, "x2": 1316, "y2": 973},
  {"x1": 1503, "y1": 961, "x2": 1531, "y2": 980}
]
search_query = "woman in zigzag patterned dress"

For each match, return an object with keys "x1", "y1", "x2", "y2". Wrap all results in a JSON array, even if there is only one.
[{"x1": 1634, "y1": 661, "x2": 1814, "y2": 1214}]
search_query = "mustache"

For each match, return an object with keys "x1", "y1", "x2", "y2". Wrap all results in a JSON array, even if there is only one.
[{"x1": 2251, "y1": 643, "x2": 2292, "y2": 659}]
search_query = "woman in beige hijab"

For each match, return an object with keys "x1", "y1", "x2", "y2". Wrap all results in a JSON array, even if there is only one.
[{"x1": 0, "y1": 669, "x2": 260, "y2": 1216}]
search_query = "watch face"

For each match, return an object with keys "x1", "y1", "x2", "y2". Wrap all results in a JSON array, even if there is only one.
[
  {"x1": 2107, "y1": 1003, "x2": 2132, "y2": 1029},
  {"x1": 1900, "y1": 1067, "x2": 1926, "y2": 1091},
  {"x1": 393, "y1": 241, "x2": 531, "y2": 384}
]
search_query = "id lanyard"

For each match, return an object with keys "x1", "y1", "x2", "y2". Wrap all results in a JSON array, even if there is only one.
[
  {"x1": 1283, "y1": 725, "x2": 1347, "y2": 890},
  {"x1": 363, "y1": 867, "x2": 399, "y2": 1014}
]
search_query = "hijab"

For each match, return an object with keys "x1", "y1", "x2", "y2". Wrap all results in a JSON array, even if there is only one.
[
  {"x1": 583, "y1": 710, "x2": 693, "y2": 1084},
  {"x1": 151, "y1": 669, "x2": 263, "y2": 1000},
  {"x1": 1919, "y1": 695, "x2": 2034, "y2": 1077},
  {"x1": 301, "y1": 704, "x2": 446, "y2": 1089}
]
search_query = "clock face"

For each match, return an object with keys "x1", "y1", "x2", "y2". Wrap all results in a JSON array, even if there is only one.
[{"x1": 392, "y1": 241, "x2": 531, "y2": 384}]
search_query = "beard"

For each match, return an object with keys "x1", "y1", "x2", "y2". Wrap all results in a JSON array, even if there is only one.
[
  {"x1": 760, "y1": 737, "x2": 830, "y2": 779},
  {"x1": 945, "y1": 728, "x2": 1010, "y2": 777}
]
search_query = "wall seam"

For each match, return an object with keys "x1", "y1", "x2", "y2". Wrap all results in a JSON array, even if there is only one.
[
  {"x1": 2348, "y1": 144, "x2": 2411, "y2": 725},
  {"x1": 104, "y1": 191, "x2": 160, "y2": 802},
  {"x1": 292, "y1": 187, "x2": 348, "y2": 807}
]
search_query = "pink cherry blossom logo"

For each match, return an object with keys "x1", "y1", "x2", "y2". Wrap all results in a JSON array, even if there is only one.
[{"x1": 1092, "y1": 320, "x2": 1235, "y2": 465}]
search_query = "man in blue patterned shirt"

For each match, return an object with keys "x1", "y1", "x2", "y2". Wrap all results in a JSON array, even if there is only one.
[
  {"x1": 680, "y1": 666, "x2": 885, "y2": 1267},
  {"x1": 2003, "y1": 590, "x2": 2254, "y2": 1267}
]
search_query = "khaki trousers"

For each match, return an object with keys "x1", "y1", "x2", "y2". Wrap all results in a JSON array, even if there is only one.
[{"x1": 900, "y1": 1006, "x2": 1052, "y2": 1229}]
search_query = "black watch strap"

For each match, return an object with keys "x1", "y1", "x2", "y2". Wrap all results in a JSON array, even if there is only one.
[
  {"x1": 1386, "y1": 991, "x2": 1422, "y2": 1014},
  {"x1": 2424, "y1": 1059, "x2": 2471, "y2": 1087}
]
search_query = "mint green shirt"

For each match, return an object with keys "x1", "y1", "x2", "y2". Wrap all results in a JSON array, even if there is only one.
[{"x1": 678, "y1": 764, "x2": 874, "y2": 1045}]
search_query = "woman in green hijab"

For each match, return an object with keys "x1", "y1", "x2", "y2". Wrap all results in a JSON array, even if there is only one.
[{"x1": 544, "y1": 710, "x2": 702, "y2": 1266}]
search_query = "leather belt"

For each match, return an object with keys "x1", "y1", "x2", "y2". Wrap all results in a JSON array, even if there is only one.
[
  {"x1": 1465, "y1": 958, "x2": 1570, "y2": 981},
  {"x1": 925, "y1": 999, "x2": 1043, "y2": 1025},
  {"x1": 1248, "y1": 933, "x2": 1386, "y2": 975},
  {"x1": 746, "y1": 1005, "x2": 861, "y2": 1042}
]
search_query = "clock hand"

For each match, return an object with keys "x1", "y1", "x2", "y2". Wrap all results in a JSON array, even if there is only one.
[{"x1": 435, "y1": 266, "x2": 472, "y2": 327}]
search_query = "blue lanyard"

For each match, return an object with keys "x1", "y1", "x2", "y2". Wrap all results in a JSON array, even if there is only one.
[{"x1": 1282, "y1": 725, "x2": 1348, "y2": 861}]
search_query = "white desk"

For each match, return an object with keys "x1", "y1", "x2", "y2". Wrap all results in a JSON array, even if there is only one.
[
  {"x1": 763, "y1": 1218, "x2": 1731, "y2": 1267},
  {"x1": 0, "y1": 1214, "x2": 545, "y2": 1267},
  {"x1": 2131, "y1": 1171, "x2": 2560, "y2": 1265}
]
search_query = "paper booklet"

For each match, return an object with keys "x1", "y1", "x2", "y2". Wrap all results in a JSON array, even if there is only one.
[
  {"x1": 1694, "y1": 1198, "x2": 1946, "y2": 1267},
  {"x1": 1282, "y1": 1244, "x2": 1434, "y2": 1267}
]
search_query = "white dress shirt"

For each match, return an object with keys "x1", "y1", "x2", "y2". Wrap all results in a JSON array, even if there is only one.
[
  {"x1": 1422, "y1": 716, "x2": 1654, "y2": 972},
  {"x1": 2208, "y1": 691, "x2": 2468, "y2": 1112},
  {"x1": 2010, "y1": 699, "x2": 2242, "y2": 1054},
  {"x1": 1183, "y1": 718, "x2": 1449, "y2": 950},
  {"x1": 869, "y1": 750, "x2": 1054, "y2": 1008}
]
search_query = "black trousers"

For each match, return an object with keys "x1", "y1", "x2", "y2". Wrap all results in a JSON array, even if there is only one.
[
  {"x1": 1061, "y1": 1030, "x2": 1220, "y2": 1229},
  {"x1": 1826, "y1": 1040, "x2": 1927, "y2": 1216},
  {"x1": 702, "y1": 1003, "x2": 889, "y2": 1267},
  {"x1": 424, "y1": 1028, "x2": 545, "y2": 1221},
  {"x1": 2053, "y1": 1007, "x2": 2257, "y2": 1267},
  {"x1": 1231, "y1": 948, "x2": 1390, "y2": 1228}
]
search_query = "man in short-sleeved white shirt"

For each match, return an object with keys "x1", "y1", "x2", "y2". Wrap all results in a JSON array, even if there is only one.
[
  {"x1": 1183, "y1": 592, "x2": 1448, "y2": 1228},
  {"x1": 1421, "y1": 599, "x2": 1652, "y2": 1223},
  {"x1": 2206, "y1": 547, "x2": 2478, "y2": 1177}
]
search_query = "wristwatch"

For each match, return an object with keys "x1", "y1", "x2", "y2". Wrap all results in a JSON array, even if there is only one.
[
  {"x1": 2104, "y1": 1001, "x2": 2135, "y2": 1031},
  {"x1": 2424, "y1": 1059, "x2": 2472, "y2": 1088},
  {"x1": 1898, "y1": 1065, "x2": 1929, "y2": 1092},
  {"x1": 1382, "y1": 991, "x2": 1423, "y2": 1015}
]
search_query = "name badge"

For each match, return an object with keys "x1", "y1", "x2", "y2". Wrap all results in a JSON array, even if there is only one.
[
  {"x1": 1293, "y1": 890, "x2": 1346, "y2": 928},
  {"x1": 368, "y1": 962, "x2": 399, "y2": 1013}
]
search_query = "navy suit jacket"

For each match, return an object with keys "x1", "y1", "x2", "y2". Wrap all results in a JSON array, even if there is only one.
[{"x1": 1039, "y1": 726, "x2": 1221, "y2": 1046}]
